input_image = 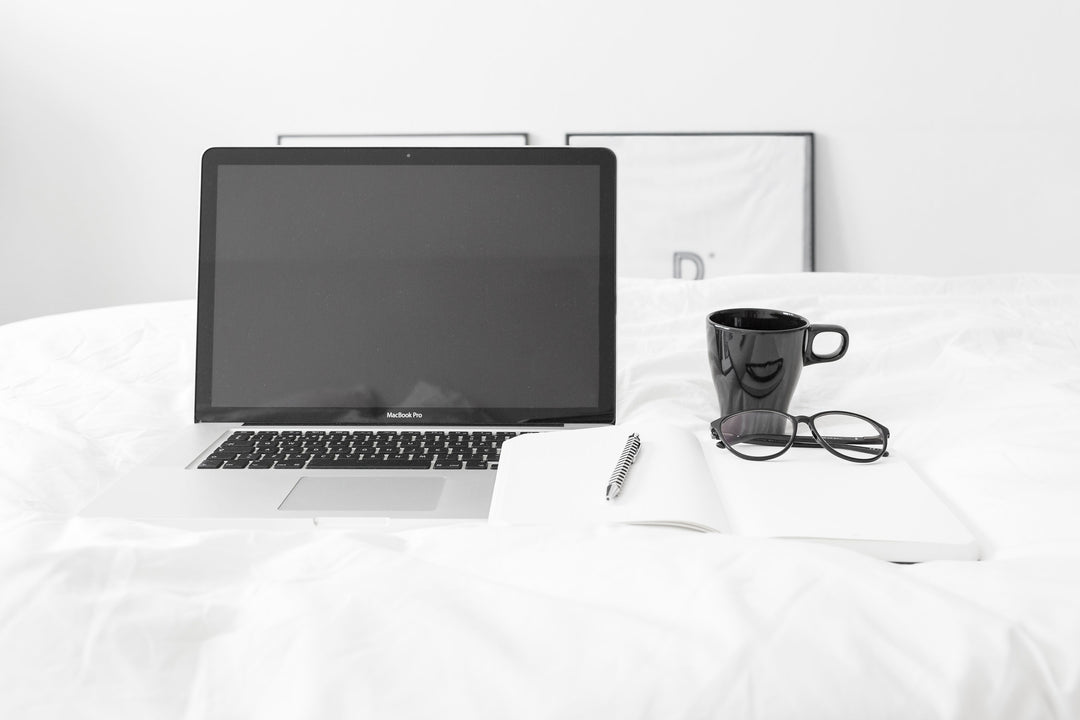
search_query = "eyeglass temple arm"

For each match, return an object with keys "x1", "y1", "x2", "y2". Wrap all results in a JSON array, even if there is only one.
[
  {"x1": 807, "y1": 435, "x2": 889, "y2": 457},
  {"x1": 715, "y1": 433, "x2": 888, "y2": 457}
]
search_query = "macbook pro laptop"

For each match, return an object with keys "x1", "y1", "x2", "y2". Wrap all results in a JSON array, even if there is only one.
[{"x1": 82, "y1": 146, "x2": 616, "y2": 526}]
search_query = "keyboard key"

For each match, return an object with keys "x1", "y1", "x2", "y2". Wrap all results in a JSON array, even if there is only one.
[{"x1": 306, "y1": 456, "x2": 433, "y2": 469}]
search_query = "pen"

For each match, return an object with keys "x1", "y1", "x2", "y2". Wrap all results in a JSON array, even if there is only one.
[{"x1": 606, "y1": 432, "x2": 641, "y2": 501}]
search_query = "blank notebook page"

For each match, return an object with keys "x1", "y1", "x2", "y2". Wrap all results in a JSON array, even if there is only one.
[{"x1": 491, "y1": 425, "x2": 729, "y2": 533}]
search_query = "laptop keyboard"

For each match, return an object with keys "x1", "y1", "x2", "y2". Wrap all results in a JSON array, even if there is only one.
[{"x1": 197, "y1": 429, "x2": 522, "y2": 471}]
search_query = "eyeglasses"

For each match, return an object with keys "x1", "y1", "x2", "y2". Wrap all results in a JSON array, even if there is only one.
[{"x1": 710, "y1": 409, "x2": 890, "y2": 463}]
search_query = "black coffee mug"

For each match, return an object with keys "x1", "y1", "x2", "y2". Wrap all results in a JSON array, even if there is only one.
[{"x1": 706, "y1": 308, "x2": 849, "y2": 416}]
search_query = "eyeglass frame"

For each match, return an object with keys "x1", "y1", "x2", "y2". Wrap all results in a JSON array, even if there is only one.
[{"x1": 710, "y1": 409, "x2": 891, "y2": 463}]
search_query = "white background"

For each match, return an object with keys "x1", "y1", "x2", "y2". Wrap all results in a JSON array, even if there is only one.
[{"x1": 3, "y1": 0, "x2": 1079, "y2": 325}]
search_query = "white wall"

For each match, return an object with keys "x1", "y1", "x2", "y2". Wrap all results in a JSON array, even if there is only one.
[{"x1": 3, "y1": 0, "x2": 1079, "y2": 325}]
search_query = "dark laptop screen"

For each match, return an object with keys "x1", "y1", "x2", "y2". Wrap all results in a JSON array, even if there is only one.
[{"x1": 195, "y1": 147, "x2": 615, "y2": 425}]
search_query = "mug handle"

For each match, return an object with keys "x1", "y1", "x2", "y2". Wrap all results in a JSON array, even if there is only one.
[{"x1": 804, "y1": 324, "x2": 849, "y2": 365}]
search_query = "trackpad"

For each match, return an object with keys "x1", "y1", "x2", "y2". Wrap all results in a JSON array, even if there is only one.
[{"x1": 279, "y1": 475, "x2": 445, "y2": 512}]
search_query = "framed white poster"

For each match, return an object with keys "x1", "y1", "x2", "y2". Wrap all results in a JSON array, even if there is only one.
[{"x1": 567, "y1": 133, "x2": 814, "y2": 278}]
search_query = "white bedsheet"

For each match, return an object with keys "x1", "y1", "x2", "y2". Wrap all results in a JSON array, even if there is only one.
[{"x1": 2, "y1": 274, "x2": 1079, "y2": 719}]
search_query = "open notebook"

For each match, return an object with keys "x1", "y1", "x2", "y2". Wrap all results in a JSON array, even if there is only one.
[{"x1": 491, "y1": 425, "x2": 979, "y2": 562}]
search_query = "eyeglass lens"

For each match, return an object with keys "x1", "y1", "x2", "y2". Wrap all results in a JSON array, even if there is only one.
[
  {"x1": 810, "y1": 412, "x2": 887, "y2": 460},
  {"x1": 718, "y1": 410, "x2": 795, "y2": 459}
]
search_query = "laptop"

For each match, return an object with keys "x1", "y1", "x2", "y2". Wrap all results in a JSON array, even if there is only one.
[{"x1": 82, "y1": 146, "x2": 616, "y2": 527}]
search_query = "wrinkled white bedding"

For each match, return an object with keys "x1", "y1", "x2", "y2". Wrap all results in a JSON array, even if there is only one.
[{"x1": 2, "y1": 274, "x2": 1079, "y2": 719}]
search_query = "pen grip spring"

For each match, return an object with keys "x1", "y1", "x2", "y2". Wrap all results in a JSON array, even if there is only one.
[{"x1": 609, "y1": 434, "x2": 640, "y2": 486}]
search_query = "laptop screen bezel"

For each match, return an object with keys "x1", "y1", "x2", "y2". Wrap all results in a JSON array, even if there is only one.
[{"x1": 194, "y1": 146, "x2": 616, "y2": 426}]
